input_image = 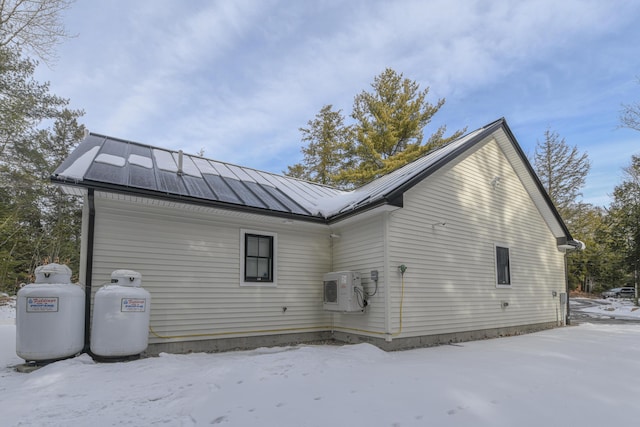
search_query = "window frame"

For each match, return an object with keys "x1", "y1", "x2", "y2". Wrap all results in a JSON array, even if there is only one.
[
  {"x1": 240, "y1": 229, "x2": 277, "y2": 287},
  {"x1": 495, "y1": 244, "x2": 512, "y2": 288}
]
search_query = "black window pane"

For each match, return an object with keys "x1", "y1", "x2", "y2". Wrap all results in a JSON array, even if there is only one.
[
  {"x1": 245, "y1": 234, "x2": 273, "y2": 282},
  {"x1": 258, "y1": 237, "x2": 271, "y2": 257},
  {"x1": 247, "y1": 236, "x2": 258, "y2": 257},
  {"x1": 496, "y1": 246, "x2": 510, "y2": 285},
  {"x1": 246, "y1": 258, "x2": 257, "y2": 277}
]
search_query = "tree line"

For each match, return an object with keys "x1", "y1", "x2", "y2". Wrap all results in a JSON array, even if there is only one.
[
  {"x1": 1, "y1": 0, "x2": 639, "y2": 297},
  {"x1": 1, "y1": 0, "x2": 84, "y2": 292}
]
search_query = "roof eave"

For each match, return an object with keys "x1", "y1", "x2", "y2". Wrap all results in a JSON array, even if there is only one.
[
  {"x1": 327, "y1": 194, "x2": 403, "y2": 225},
  {"x1": 498, "y1": 122, "x2": 574, "y2": 242},
  {"x1": 383, "y1": 118, "x2": 507, "y2": 206},
  {"x1": 50, "y1": 176, "x2": 327, "y2": 224}
]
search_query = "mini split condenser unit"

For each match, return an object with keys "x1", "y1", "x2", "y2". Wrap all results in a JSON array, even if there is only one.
[{"x1": 323, "y1": 271, "x2": 363, "y2": 312}]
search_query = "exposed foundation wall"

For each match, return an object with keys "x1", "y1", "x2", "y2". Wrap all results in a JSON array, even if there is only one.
[
  {"x1": 333, "y1": 322, "x2": 559, "y2": 351},
  {"x1": 144, "y1": 331, "x2": 334, "y2": 356},
  {"x1": 143, "y1": 322, "x2": 560, "y2": 356}
]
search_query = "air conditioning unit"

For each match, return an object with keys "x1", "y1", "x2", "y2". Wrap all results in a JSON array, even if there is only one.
[{"x1": 323, "y1": 271, "x2": 363, "y2": 312}]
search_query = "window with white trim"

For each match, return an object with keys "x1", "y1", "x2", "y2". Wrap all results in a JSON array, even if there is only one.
[
  {"x1": 240, "y1": 229, "x2": 277, "y2": 286},
  {"x1": 495, "y1": 245, "x2": 511, "y2": 287}
]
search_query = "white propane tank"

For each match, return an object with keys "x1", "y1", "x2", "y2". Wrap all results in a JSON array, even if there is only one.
[
  {"x1": 90, "y1": 270, "x2": 151, "y2": 358},
  {"x1": 16, "y1": 263, "x2": 85, "y2": 362}
]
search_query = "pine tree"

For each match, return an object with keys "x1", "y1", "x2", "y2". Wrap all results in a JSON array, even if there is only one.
[
  {"x1": 287, "y1": 68, "x2": 465, "y2": 188},
  {"x1": 0, "y1": 1, "x2": 82, "y2": 292},
  {"x1": 285, "y1": 105, "x2": 353, "y2": 187},
  {"x1": 0, "y1": 46, "x2": 84, "y2": 292},
  {"x1": 606, "y1": 155, "x2": 640, "y2": 294},
  {"x1": 342, "y1": 68, "x2": 465, "y2": 186},
  {"x1": 565, "y1": 203, "x2": 625, "y2": 292}
]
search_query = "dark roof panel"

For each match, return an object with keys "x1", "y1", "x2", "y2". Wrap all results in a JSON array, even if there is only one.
[
  {"x1": 202, "y1": 174, "x2": 243, "y2": 204},
  {"x1": 243, "y1": 181, "x2": 288, "y2": 212},
  {"x1": 126, "y1": 145, "x2": 157, "y2": 190},
  {"x1": 224, "y1": 178, "x2": 268, "y2": 209},
  {"x1": 261, "y1": 186, "x2": 311, "y2": 215},
  {"x1": 156, "y1": 170, "x2": 188, "y2": 195},
  {"x1": 181, "y1": 175, "x2": 216, "y2": 199}
]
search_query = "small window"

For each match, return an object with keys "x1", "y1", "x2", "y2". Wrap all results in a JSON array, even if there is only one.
[
  {"x1": 496, "y1": 245, "x2": 511, "y2": 287},
  {"x1": 240, "y1": 229, "x2": 277, "y2": 286}
]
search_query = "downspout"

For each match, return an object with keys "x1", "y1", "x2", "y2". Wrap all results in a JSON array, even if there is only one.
[
  {"x1": 83, "y1": 189, "x2": 96, "y2": 352},
  {"x1": 560, "y1": 239, "x2": 585, "y2": 326},
  {"x1": 564, "y1": 253, "x2": 570, "y2": 325}
]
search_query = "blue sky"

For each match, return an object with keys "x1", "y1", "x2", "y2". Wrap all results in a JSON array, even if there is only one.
[{"x1": 36, "y1": 0, "x2": 640, "y2": 207}]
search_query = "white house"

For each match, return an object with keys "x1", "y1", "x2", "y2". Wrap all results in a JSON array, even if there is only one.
[{"x1": 51, "y1": 118, "x2": 582, "y2": 354}]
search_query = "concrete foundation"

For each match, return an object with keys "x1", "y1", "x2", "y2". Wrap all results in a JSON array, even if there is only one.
[
  {"x1": 144, "y1": 331, "x2": 333, "y2": 356},
  {"x1": 144, "y1": 322, "x2": 559, "y2": 356},
  {"x1": 332, "y1": 321, "x2": 559, "y2": 351}
]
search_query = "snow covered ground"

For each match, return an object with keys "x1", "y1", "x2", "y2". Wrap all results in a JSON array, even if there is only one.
[
  {"x1": 2, "y1": 297, "x2": 640, "y2": 426},
  {"x1": 572, "y1": 296, "x2": 640, "y2": 320}
]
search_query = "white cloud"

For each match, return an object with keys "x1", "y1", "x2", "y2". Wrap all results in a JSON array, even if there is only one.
[{"x1": 32, "y1": 0, "x2": 640, "y2": 200}]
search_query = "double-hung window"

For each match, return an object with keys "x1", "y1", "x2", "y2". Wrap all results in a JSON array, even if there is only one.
[
  {"x1": 495, "y1": 245, "x2": 511, "y2": 287},
  {"x1": 241, "y1": 229, "x2": 277, "y2": 286}
]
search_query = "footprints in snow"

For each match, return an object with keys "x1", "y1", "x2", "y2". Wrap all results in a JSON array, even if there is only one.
[{"x1": 447, "y1": 399, "x2": 499, "y2": 415}]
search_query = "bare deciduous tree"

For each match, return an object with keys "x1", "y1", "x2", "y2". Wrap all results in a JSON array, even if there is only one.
[
  {"x1": 533, "y1": 128, "x2": 591, "y2": 218},
  {"x1": 0, "y1": 0, "x2": 74, "y2": 64}
]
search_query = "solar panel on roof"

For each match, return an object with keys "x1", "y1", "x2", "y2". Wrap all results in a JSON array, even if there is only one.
[
  {"x1": 243, "y1": 182, "x2": 288, "y2": 211},
  {"x1": 156, "y1": 170, "x2": 187, "y2": 195},
  {"x1": 202, "y1": 175, "x2": 242, "y2": 204},
  {"x1": 86, "y1": 162, "x2": 128, "y2": 186},
  {"x1": 224, "y1": 178, "x2": 267, "y2": 208},
  {"x1": 261, "y1": 186, "x2": 311, "y2": 215},
  {"x1": 128, "y1": 164, "x2": 157, "y2": 190},
  {"x1": 209, "y1": 161, "x2": 238, "y2": 179},
  {"x1": 52, "y1": 121, "x2": 502, "y2": 221},
  {"x1": 153, "y1": 149, "x2": 178, "y2": 172},
  {"x1": 182, "y1": 175, "x2": 215, "y2": 199},
  {"x1": 225, "y1": 164, "x2": 255, "y2": 182},
  {"x1": 191, "y1": 157, "x2": 218, "y2": 175}
]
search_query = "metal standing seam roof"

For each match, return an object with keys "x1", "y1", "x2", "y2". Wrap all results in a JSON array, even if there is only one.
[{"x1": 51, "y1": 118, "x2": 572, "y2": 239}]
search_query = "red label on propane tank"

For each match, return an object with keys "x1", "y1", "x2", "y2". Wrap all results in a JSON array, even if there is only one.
[
  {"x1": 26, "y1": 297, "x2": 59, "y2": 312},
  {"x1": 121, "y1": 298, "x2": 146, "y2": 312}
]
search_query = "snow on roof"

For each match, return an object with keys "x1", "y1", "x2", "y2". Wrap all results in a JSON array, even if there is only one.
[
  {"x1": 170, "y1": 152, "x2": 200, "y2": 177},
  {"x1": 153, "y1": 149, "x2": 178, "y2": 173},
  {"x1": 128, "y1": 154, "x2": 153, "y2": 169},
  {"x1": 58, "y1": 146, "x2": 100, "y2": 180},
  {"x1": 95, "y1": 153, "x2": 126, "y2": 167}
]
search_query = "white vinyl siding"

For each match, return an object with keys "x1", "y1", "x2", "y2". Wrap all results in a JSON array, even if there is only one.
[
  {"x1": 330, "y1": 215, "x2": 387, "y2": 336},
  {"x1": 387, "y1": 138, "x2": 566, "y2": 338},
  {"x1": 89, "y1": 195, "x2": 332, "y2": 344},
  {"x1": 80, "y1": 130, "x2": 569, "y2": 349}
]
